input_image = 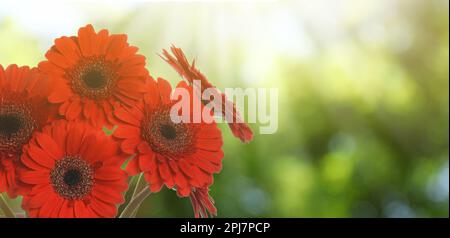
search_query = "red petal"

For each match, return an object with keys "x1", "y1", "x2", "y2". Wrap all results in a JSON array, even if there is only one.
[
  {"x1": 48, "y1": 85, "x2": 73, "y2": 103},
  {"x1": 125, "y1": 157, "x2": 141, "y2": 176},
  {"x1": 114, "y1": 107, "x2": 141, "y2": 126},
  {"x1": 228, "y1": 122, "x2": 254, "y2": 143},
  {"x1": 157, "y1": 77, "x2": 172, "y2": 105},
  {"x1": 21, "y1": 155, "x2": 47, "y2": 171},
  {"x1": 78, "y1": 133, "x2": 98, "y2": 163},
  {"x1": 114, "y1": 125, "x2": 141, "y2": 139},
  {"x1": 117, "y1": 80, "x2": 147, "y2": 93},
  {"x1": 144, "y1": 171, "x2": 163, "y2": 193},
  {"x1": 46, "y1": 50, "x2": 72, "y2": 68},
  {"x1": 27, "y1": 144, "x2": 55, "y2": 169},
  {"x1": 138, "y1": 152, "x2": 155, "y2": 172},
  {"x1": 196, "y1": 138, "x2": 223, "y2": 152},
  {"x1": 38, "y1": 194, "x2": 60, "y2": 218},
  {"x1": 74, "y1": 201, "x2": 90, "y2": 218},
  {"x1": 137, "y1": 141, "x2": 152, "y2": 154},
  {"x1": 78, "y1": 24, "x2": 95, "y2": 57},
  {"x1": 174, "y1": 172, "x2": 189, "y2": 196},
  {"x1": 95, "y1": 166, "x2": 125, "y2": 181},
  {"x1": 198, "y1": 125, "x2": 222, "y2": 139},
  {"x1": 97, "y1": 29, "x2": 110, "y2": 55},
  {"x1": 120, "y1": 137, "x2": 141, "y2": 154},
  {"x1": 20, "y1": 171, "x2": 50, "y2": 184},
  {"x1": 66, "y1": 124, "x2": 84, "y2": 155},
  {"x1": 83, "y1": 100, "x2": 96, "y2": 119},
  {"x1": 49, "y1": 197, "x2": 65, "y2": 218},
  {"x1": 92, "y1": 184, "x2": 125, "y2": 204},
  {"x1": 179, "y1": 159, "x2": 195, "y2": 178},
  {"x1": 192, "y1": 157, "x2": 221, "y2": 174},
  {"x1": 195, "y1": 149, "x2": 224, "y2": 165},
  {"x1": 158, "y1": 159, "x2": 174, "y2": 188},
  {"x1": 56, "y1": 200, "x2": 74, "y2": 218},
  {"x1": 26, "y1": 190, "x2": 52, "y2": 208},
  {"x1": 90, "y1": 199, "x2": 117, "y2": 218},
  {"x1": 143, "y1": 78, "x2": 161, "y2": 109},
  {"x1": 193, "y1": 166, "x2": 213, "y2": 187},
  {"x1": 65, "y1": 99, "x2": 82, "y2": 120},
  {"x1": 35, "y1": 133, "x2": 63, "y2": 159},
  {"x1": 58, "y1": 100, "x2": 71, "y2": 116},
  {"x1": 54, "y1": 36, "x2": 81, "y2": 63}
]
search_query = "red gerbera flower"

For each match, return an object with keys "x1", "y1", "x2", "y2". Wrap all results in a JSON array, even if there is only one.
[
  {"x1": 113, "y1": 77, "x2": 223, "y2": 216},
  {"x1": 17, "y1": 120, "x2": 128, "y2": 218},
  {"x1": 0, "y1": 64, "x2": 57, "y2": 197},
  {"x1": 39, "y1": 24, "x2": 148, "y2": 128},
  {"x1": 161, "y1": 46, "x2": 253, "y2": 143}
]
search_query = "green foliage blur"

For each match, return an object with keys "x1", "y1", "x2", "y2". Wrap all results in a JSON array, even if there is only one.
[{"x1": 0, "y1": 0, "x2": 448, "y2": 217}]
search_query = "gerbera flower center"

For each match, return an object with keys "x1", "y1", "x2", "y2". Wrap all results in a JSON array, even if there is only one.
[
  {"x1": 0, "y1": 103, "x2": 36, "y2": 156},
  {"x1": 82, "y1": 68, "x2": 107, "y2": 89},
  {"x1": 69, "y1": 58, "x2": 117, "y2": 99},
  {"x1": 0, "y1": 114, "x2": 22, "y2": 137},
  {"x1": 63, "y1": 169, "x2": 82, "y2": 186},
  {"x1": 50, "y1": 157, "x2": 94, "y2": 200},
  {"x1": 160, "y1": 124, "x2": 177, "y2": 140},
  {"x1": 142, "y1": 108, "x2": 196, "y2": 158}
]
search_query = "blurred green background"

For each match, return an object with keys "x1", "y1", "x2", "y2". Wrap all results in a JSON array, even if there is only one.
[{"x1": 1, "y1": 0, "x2": 448, "y2": 218}]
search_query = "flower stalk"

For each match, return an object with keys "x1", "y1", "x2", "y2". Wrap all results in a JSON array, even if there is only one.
[
  {"x1": 129, "y1": 173, "x2": 147, "y2": 217},
  {"x1": 120, "y1": 184, "x2": 152, "y2": 218}
]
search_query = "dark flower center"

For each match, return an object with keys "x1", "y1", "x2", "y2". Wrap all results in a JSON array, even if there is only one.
[
  {"x1": 70, "y1": 58, "x2": 117, "y2": 100},
  {"x1": 0, "y1": 114, "x2": 22, "y2": 138},
  {"x1": 160, "y1": 124, "x2": 177, "y2": 140},
  {"x1": 142, "y1": 107, "x2": 196, "y2": 158},
  {"x1": 50, "y1": 157, "x2": 94, "y2": 200},
  {"x1": 0, "y1": 103, "x2": 36, "y2": 156},
  {"x1": 82, "y1": 69, "x2": 107, "y2": 89},
  {"x1": 63, "y1": 169, "x2": 82, "y2": 186}
]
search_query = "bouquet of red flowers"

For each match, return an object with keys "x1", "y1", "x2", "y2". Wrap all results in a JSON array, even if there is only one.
[{"x1": 0, "y1": 25, "x2": 252, "y2": 218}]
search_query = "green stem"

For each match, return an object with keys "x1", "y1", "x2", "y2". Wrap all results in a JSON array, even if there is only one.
[
  {"x1": 129, "y1": 173, "x2": 147, "y2": 217},
  {"x1": 119, "y1": 185, "x2": 151, "y2": 218},
  {"x1": 0, "y1": 193, "x2": 15, "y2": 218},
  {"x1": 132, "y1": 174, "x2": 147, "y2": 199}
]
